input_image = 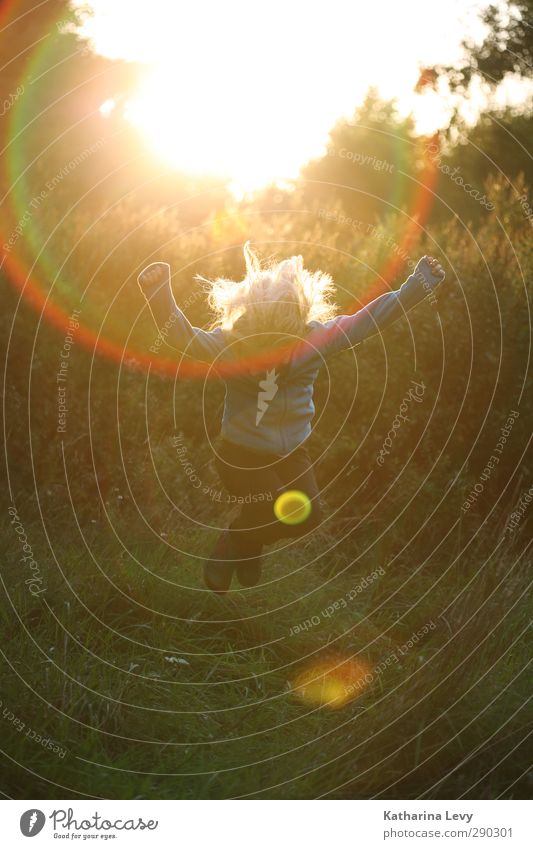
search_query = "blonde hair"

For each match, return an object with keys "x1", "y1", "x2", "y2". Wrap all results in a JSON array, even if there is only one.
[{"x1": 201, "y1": 243, "x2": 337, "y2": 353}]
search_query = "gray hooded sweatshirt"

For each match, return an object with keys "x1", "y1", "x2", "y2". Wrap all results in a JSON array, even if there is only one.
[{"x1": 138, "y1": 257, "x2": 444, "y2": 455}]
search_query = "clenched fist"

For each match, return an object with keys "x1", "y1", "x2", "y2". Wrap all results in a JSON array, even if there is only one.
[
  {"x1": 423, "y1": 255, "x2": 445, "y2": 280},
  {"x1": 138, "y1": 261, "x2": 170, "y2": 291}
]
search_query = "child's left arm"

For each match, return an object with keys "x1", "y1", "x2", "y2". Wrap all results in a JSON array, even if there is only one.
[
  {"x1": 316, "y1": 255, "x2": 445, "y2": 357},
  {"x1": 138, "y1": 262, "x2": 226, "y2": 363}
]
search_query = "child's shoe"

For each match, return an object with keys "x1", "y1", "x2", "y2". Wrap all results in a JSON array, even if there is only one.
[{"x1": 203, "y1": 531, "x2": 236, "y2": 594}]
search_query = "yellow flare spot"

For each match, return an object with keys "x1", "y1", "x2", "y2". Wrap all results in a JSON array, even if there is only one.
[
  {"x1": 293, "y1": 657, "x2": 373, "y2": 710},
  {"x1": 211, "y1": 208, "x2": 248, "y2": 241},
  {"x1": 274, "y1": 489, "x2": 312, "y2": 526}
]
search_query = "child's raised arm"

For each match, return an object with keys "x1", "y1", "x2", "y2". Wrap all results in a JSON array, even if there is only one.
[
  {"x1": 312, "y1": 256, "x2": 445, "y2": 358},
  {"x1": 138, "y1": 262, "x2": 226, "y2": 363}
]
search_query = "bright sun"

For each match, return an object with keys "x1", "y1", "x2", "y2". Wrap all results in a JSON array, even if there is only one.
[
  {"x1": 80, "y1": 0, "x2": 478, "y2": 190},
  {"x1": 118, "y1": 0, "x2": 365, "y2": 192},
  {"x1": 124, "y1": 64, "x2": 308, "y2": 192}
]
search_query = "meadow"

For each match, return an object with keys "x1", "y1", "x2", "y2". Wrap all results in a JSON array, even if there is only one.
[{"x1": 2, "y1": 167, "x2": 531, "y2": 798}]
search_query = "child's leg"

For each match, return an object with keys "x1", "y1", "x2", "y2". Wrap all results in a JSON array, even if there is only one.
[
  {"x1": 214, "y1": 441, "x2": 281, "y2": 560},
  {"x1": 214, "y1": 440, "x2": 322, "y2": 554},
  {"x1": 215, "y1": 442, "x2": 281, "y2": 566},
  {"x1": 203, "y1": 530, "x2": 237, "y2": 594},
  {"x1": 260, "y1": 443, "x2": 323, "y2": 546}
]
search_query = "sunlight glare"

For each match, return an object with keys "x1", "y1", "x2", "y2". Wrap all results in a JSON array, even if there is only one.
[
  {"x1": 78, "y1": 0, "x2": 488, "y2": 189},
  {"x1": 99, "y1": 97, "x2": 116, "y2": 116},
  {"x1": 293, "y1": 657, "x2": 373, "y2": 709}
]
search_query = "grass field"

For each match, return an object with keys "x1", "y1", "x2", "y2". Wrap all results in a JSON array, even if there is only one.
[
  {"x1": 2, "y1": 436, "x2": 531, "y2": 799},
  {"x1": 1, "y1": 172, "x2": 532, "y2": 799}
]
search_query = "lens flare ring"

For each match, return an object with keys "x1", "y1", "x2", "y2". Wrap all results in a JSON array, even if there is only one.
[{"x1": 274, "y1": 489, "x2": 312, "y2": 526}]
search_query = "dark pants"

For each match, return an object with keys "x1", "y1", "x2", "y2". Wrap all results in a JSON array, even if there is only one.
[{"x1": 214, "y1": 439, "x2": 322, "y2": 559}]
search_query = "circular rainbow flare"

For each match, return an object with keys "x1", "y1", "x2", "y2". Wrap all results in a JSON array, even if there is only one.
[
  {"x1": 274, "y1": 489, "x2": 312, "y2": 526},
  {"x1": 0, "y1": 0, "x2": 439, "y2": 378},
  {"x1": 293, "y1": 657, "x2": 373, "y2": 710}
]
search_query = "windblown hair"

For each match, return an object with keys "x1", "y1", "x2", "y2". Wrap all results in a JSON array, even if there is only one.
[{"x1": 201, "y1": 243, "x2": 337, "y2": 353}]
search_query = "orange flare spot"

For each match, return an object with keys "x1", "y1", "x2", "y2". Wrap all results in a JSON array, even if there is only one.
[{"x1": 293, "y1": 656, "x2": 373, "y2": 709}]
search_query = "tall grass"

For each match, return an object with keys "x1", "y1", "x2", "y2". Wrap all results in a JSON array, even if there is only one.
[{"x1": 1, "y1": 175, "x2": 531, "y2": 798}]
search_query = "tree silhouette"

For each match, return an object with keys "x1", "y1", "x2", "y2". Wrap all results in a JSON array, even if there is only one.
[
  {"x1": 300, "y1": 90, "x2": 419, "y2": 223},
  {"x1": 421, "y1": 0, "x2": 533, "y2": 93}
]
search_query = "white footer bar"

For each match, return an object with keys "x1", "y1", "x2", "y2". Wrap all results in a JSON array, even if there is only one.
[{"x1": 1, "y1": 799, "x2": 530, "y2": 848}]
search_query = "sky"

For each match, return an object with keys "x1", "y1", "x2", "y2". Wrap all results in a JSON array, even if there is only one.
[{"x1": 74, "y1": 0, "x2": 521, "y2": 190}]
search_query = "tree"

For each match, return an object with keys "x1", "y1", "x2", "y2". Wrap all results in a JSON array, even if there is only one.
[
  {"x1": 420, "y1": 0, "x2": 533, "y2": 93},
  {"x1": 300, "y1": 90, "x2": 420, "y2": 223},
  {"x1": 425, "y1": 107, "x2": 533, "y2": 223}
]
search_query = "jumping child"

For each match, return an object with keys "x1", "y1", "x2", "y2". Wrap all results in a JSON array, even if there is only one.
[{"x1": 138, "y1": 245, "x2": 445, "y2": 593}]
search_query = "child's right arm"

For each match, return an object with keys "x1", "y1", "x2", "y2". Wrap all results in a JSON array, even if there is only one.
[
  {"x1": 311, "y1": 255, "x2": 445, "y2": 358},
  {"x1": 138, "y1": 262, "x2": 226, "y2": 363}
]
